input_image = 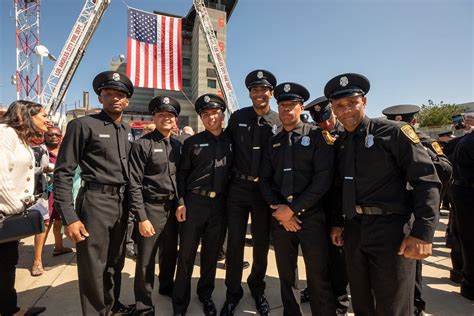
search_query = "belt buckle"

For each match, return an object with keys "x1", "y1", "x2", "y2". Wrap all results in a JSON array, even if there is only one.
[
  {"x1": 208, "y1": 191, "x2": 216, "y2": 198},
  {"x1": 286, "y1": 195, "x2": 293, "y2": 203},
  {"x1": 355, "y1": 206, "x2": 363, "y2": 214}
]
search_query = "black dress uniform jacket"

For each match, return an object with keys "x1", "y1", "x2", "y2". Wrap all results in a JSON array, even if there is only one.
[
  {"x1": 226, "y1": 107, "x2": 280, "y2": 177},
  {"x1": 128, "y1": 130, "x2": 181, "y2": 221},
  {"x1": 260, "y1": 122, "x2": 334, "y2": 213},
  {"x1": 54, "y1": 110, "x2": 131, "y2": 225},
  {"x1": 333, "y1": 116, "x2": 441, "y2": 242},
  {"x1": 177, "y1": 130, "x2": 233, "y2": 202}
]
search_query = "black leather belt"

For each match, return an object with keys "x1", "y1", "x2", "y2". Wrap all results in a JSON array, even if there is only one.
[
  {"x1": 355, "y1": 206, "x2": 392, "y2": 215},
  {"x1": 452, "y1": 180, "x2": 474, "y2": 188},
  {"x1": 82, "y1": 181, "x2": 126, "y2": 195},
  {"x1": 234, "y1": 172, "x2": 259, "y2": 182},
  {"x1": 191, "y1": 189, "x2": 218, "y2": 198},
  {"x1": 144, "y1": 194, "x2": 175, "y2": 202}
]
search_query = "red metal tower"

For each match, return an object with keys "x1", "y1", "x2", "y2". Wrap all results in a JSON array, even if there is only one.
[{"x1": 14, "y1": 0, "x2": 40, "y2": 101}]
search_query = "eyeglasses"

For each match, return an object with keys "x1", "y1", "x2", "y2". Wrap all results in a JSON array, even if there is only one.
[{"x1": 45, "y1": 133, "x2": 62, "y2": 137}]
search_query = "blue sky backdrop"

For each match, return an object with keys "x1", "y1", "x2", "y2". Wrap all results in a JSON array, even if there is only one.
[{"x1": 0, "y1": 0, "x2": 472, "y2": 117}]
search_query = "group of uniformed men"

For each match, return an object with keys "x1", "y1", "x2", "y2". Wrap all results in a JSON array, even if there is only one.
[{"x1": 53, "y1": 68, "x2": 445, "y2": 316}]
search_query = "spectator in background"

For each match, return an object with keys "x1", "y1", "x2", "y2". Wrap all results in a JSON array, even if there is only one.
[{"x1": 0, "y1": 100, "x2": 49, "y2": 316}]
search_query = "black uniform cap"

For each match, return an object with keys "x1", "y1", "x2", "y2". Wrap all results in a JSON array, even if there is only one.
[
  {"x1": 382, "y1": 104, "x2": 420, "y2": 123},
  {"x1": 438, "y1": 131, "x2": 454, "y2": 138},
  {"x1": 305, "y1": 96, "x2": 332, "y2": 123},
  {"x1": 274, "y1": 82, "x2": 310, "y2": 103},
  {"x1": 93, "y1": 71, "x2": 134, "y2": 98},
  {"x1": 245, "y1": 69, "x2": 277, "y2": 90},
  {"x1": 148, "y1": 96, "x2": 181, "y2": 116},
  {"x1": 195, "y1": 94, "x2": 227, "y2": 115},
  {"x1": 324, "y1": 73, "x2": 370, "y2": 100}
]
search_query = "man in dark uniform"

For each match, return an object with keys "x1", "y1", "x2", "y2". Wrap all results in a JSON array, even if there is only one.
[
  {"x1": 260, "y1": 82, "x2": 336, "y2": 316},
  {"x1": 54, "y1": 71, "x2": 134, "y2": 315},
  {"x1": 221, "y1": 70, "x2": 281, "y2": 316},
  {"x1": 382, "y1": 103, "x2": 452, "y2": 316},
  {"x1": 327, "y1": 73, "x2": 441, "y2": 316},
  {"x1": 128, "y1": 96, "x2": 182, "y2": 315},
  {"x1": 172, "y1": 94, "x2": 232, "y2": 316},
  {"x1": 300, "y1": 96, "x2": 349, "y2": 315},
  {"x1": 451, "y1": 111, "x2": 474, "y2": 301}
]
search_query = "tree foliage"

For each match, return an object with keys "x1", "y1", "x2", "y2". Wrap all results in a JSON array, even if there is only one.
[{"x1": 417, "y1": 100, "x2": 467, "y2": 127}]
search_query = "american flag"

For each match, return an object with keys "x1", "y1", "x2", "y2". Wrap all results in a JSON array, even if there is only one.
[{"x1": 126, "y1": 8, "x2": 182, "y2": 91}]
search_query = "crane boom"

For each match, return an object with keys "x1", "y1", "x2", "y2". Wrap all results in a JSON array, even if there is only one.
[
  {"x1": 43, "y1": 0, "x2": 110, "y2": 115},
  {"x1": 193, "y1": 0, "x2": 239, "y2": 113}
]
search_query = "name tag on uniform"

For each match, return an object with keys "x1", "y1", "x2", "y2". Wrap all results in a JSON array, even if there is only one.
[
  {"x1": 153, "y1": 149, "x2": 163, "y2": 153},
  {"x1": 99, "y1": 134, "x2": 110, "y2": 138},
  {"x1": 199, "y1": 143, "x2": 209, "y2": 147},
  {"x1": 238, "y1": 123, "x2": 247, "y2": 127},
  {"x1": 273, "y1": 143, "x2": 281, "y2": 148}
]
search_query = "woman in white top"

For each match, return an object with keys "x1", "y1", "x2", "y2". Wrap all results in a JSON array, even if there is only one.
[{"x1": 0, "y1": 100, "x2": 50, "y2": 316}]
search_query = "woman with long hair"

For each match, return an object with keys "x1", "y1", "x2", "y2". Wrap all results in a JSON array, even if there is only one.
[{"x1": 0, "y1": 100, "x2": 49, "y2": 316}]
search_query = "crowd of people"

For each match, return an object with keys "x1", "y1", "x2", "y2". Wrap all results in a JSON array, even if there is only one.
[{"x1": 0, "y1": 69, "x2": 472, "y2": 316}]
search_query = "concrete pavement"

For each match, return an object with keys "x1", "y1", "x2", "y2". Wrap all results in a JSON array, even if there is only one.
[{"x1": 14, "y1": 217, "x2": 474, "y2": 315}]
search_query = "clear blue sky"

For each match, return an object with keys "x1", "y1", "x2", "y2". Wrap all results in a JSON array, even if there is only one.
[{"x1": 0, "y1": 0, "x2": 472, "y2": 117}]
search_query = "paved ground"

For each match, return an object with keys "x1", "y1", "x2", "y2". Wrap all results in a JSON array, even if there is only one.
[{"x1": 14, "y1": 216, "x2": 474, "y2": 315}]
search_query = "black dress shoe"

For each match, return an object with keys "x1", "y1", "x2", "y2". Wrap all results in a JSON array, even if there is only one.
[
  {"x1": 300, "y1": 287, "x2": 310, "y2": 303},
  {"x1": 112, "y1": 302, "x2": 135, "y2": 315},
  {"x1": 24, "y1": 307, "x2": 46, "y2": 316},
  {"x1": 202, "y1": 298, "x2": 217, "y2": 316},
  {"x1": 220, "y1": 301, "x2": 236, "y2": 316},
  {"x1": 254, "y1": 295, "x2": 270, "y2": 315}
]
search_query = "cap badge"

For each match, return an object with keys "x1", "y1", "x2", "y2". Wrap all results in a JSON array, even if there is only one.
[
  {"x1": 340, "y1": 76, "x2": 349, "y2": 87},
  {"x1": 204, "y1": 95, "x2": 211, "y2": 103},
  {"x1": 365, "y1": 134, "x2": 374, "y2": 148},
  {"x1": 315, "y1": 105, "x2": 321, "y2": 112},
  {"x1": 283, "y1": 84, "x2": 291, "y2": 93},
  {"x1": 301, "y1": 136, "x2": 310, "y2": 147},
  {"x1": 113, "y1": 73, "x2": 120, "y2": 81},
  {"x1": 257, "y1": 71, "x2": 263, "y2": 79},
  {"x1": 163, "y1": 97, "x2": 170, "y2": 104}
]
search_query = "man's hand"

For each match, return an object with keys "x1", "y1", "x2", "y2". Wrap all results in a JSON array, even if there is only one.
[
  {"x1": 398, "y1": 236, "x2": 432, "y2": 259},
  {"x1": 138, "y1": 220, "x2": 155, "y2": 237},
  {"x1": 330, "y1": 227, "x2": 344, "y2": 246},
  {"x1": 280, "y1": 215, "x2": 302, "y2": 232},
  {"x1": 65, "y1": 220, "x2": 89, "y2": 243},
  {"x1": 176, "y1": 205, "x2": 187, "y2": 222},
  {"x1": 271, "y1": 204, "x2": 294, "y2": 222}
]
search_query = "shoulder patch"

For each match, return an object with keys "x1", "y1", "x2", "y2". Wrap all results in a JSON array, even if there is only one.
[
  {"x1": 400, "y1": 125, "x2": 420, "y2": 144},
  {"x1": 322, "y1": 130, "x2": 335, "y2": 145},
  {"x1": 431, "y1": 141, "x2": 444, "y2": 155}
]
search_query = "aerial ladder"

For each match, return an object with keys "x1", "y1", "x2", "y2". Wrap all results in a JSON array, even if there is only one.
[
  {"x1": 193, "y1": 0, "x2": 239, "y2": 113},
  {"x1": 42, "y1": 0, "x2": 110, "y2": 116}
]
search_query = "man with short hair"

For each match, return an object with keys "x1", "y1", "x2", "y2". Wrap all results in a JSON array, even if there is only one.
[
  {"x1": 221, "y1": 70, "x2": 280, "y2": 316},
  {"x1": 260, "y1": 82, "x2": 336, "y2": 316},
  {"x1": 129, "y1": 96, "x2": 182, "y2": 315},
  {"x1": 172, "y1": 94, "x2": 233, "y2": 316},
  {"x1": 327, "y1": 73, "x2": 440, "y2": 315},
  {"x1": 55, "y1": 71, "x2": 135, "y2": 315}
]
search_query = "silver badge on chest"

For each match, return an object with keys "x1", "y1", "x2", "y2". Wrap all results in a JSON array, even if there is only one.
[
  {"x1": 272, "y1": 124, "x2": 278, "y2": 135},
  {"x1": 365, "y1": 134, "x2": 374, "y2": 148},
  {"x1": 301, "y1": 136, "x2": 310, "y2": 146}
]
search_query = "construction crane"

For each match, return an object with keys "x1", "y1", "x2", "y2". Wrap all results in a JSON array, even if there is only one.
[
  {"x1": 42, "y1": 0, "x2": 110, "y2": 115},
  {"x1": 193, "y1": 0, "x2": 239, "y2": 113}
]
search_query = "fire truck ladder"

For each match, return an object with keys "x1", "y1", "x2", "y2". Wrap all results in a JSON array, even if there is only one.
[
  {"x1": 43, "y1": 0, "x2": 110, "y2": 115},
  {"x1": 193, "y1": 0, "x2": 239, "y2": 113}
]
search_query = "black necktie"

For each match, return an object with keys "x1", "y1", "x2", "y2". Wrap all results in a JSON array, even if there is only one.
[
  {"x1": 281, "y1": 131, "x2": 293, "y2": 199},
  {"x1": 116, "y1": 125, "x2": 129, "y2": 180},
  {"x1": 213, "y1": 137, "x2": 224, "y2": 194},
  {"x1": 250, "y1": 117, "x2": 262, "y2": 177},
  {"x1": 342, "y1": 133, "x2": 357, "y2": 219},
  {"x1": 163, "y1": 138, "x2": 177, "y2": 194}
]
